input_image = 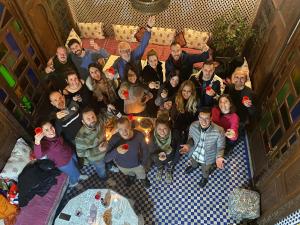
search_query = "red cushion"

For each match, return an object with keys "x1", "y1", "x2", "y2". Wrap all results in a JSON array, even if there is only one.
[
  {"x1": 175, "y1": 32, "x2": 186, "y2": 47},
  {"x1": 81, "y1": 38, "x2": 107, "y2": 50},
  {"x1": 134, "y1": 27, "x2": 146, "y2": 42}
]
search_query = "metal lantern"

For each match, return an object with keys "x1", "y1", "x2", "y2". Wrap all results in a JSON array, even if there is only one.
[{"x1": 130, "y1": 0, "x2": 171, "y2": 15}]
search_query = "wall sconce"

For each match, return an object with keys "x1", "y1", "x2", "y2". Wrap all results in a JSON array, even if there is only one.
[{"x1": 130, "y1": 0, "x2": 171, "y2": 15}]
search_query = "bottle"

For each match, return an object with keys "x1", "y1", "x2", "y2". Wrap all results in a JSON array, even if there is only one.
[
  {"x1": 111, "y1": 108, "x2": 122, "y2": 119},
  {"x1": 88, "y1": 203, "x2": 97, "y2": 224}
]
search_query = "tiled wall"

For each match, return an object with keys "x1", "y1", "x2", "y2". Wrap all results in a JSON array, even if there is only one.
[{"x1": 67, "y1": 0, "x2": 261, "y2": 36}]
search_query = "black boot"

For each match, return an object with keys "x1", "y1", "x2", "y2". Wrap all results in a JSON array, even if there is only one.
[
  {"x1": 198, "y1": 177, "x2": 208, "y2": 188},
  {"x1": 125, "y1": 175, "x2": 135, "y2": 186},
  {"x1": 184, "y1": 165, "x2": 198, "y2": 174},
  {"x1": 141, "y1": 177, "x2": 151, "y2": 188},
  {"x1": 156, "y1": 167, "x2": 163, "y2": 181},
  {"x1": 165, "y1": 162, "x2": 174, "y2": 183},
  {"x1": 165, "y1": 169, "x2": 173, "y2": 184}
]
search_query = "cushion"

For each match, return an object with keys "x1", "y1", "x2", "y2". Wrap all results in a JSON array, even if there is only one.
[
  {"x1": 134, "y1": 27, "x2": 146, "y2": 42},
  {"x1": 184, "y1": 28, "x2": 211, "y2": 50},
  {"x1": 228, "y1": 188, "x2": 260, "y2": 222},
  {"x1": 65, "y1": 28, "x2": 81, "y2": 48},
  {"x1": 0, "y1": 138, "x2": 31, "y2": 181},
  {"x1": 150, "y1": 27, "x2": 176, "y2": 46},
  {"x1": 112, "y1": 24, "x2": 139, "y2": 42},
  {"x1": 0, "y1": 195, "x2": 18, "y2": 220},
  {"x1": 175, "y1": 32, "x2": 186, "y2": 47},
  {"x1": 78, "y1": 22, "x2": 105, "y2": 39}
]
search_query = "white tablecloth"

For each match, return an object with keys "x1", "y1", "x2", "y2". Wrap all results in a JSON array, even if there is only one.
[{"x1": 55, "y1": 189, "x2": 138, "y2": 225}]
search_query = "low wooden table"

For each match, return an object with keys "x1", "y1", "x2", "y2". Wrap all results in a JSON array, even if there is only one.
[{"x1": 55, "y1": 189, "x2": 139, "y2": 225}]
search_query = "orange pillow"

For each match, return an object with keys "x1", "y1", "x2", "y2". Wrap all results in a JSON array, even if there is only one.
[
  {"x1": 134, "y1": 27, "x2": 146, "y2": 42},
  {"x1": 0, "y1": 195, "x2": 18, "y2": 219},
  {"x1": 175, "y1": 32, "x2": 186, "y2": 47}
]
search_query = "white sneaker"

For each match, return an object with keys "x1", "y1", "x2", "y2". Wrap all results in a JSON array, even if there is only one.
[
  {"x1": 79, "y1": 174, "x2": 89, "y2": 181},
  {"x1": 109, "y1": 165, "x2": 120, "y2": 173},
  {"x1": 69, "y1": 182, "x2": 78, "y2": 188}
]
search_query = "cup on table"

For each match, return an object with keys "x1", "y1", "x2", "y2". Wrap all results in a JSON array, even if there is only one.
[{"x1": 95, "y1": 191, "x2": 101, "y2": 200}]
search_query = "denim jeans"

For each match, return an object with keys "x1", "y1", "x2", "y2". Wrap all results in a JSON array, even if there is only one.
[
  {"x1": 59, "y1": 154, "x2": 80, "y2": 185},
  {"x1": 91, "y1": 159, "x2": 106, "y2": 179}
]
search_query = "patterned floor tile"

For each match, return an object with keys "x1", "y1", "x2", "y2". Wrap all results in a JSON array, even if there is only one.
[{"x1": 58, "y1": 135, "x2": 252, "y2": 225}]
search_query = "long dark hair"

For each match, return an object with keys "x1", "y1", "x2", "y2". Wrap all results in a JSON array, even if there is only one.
[
  {"x1": 124, "y1": 63, "x2": 139, "y2": 83},
  {"x1": 88, "y1": 63, "x2": 105, "y2": 79},
  {"x1": 218, "y1": 94, "x2": 236, "y2": 113}
]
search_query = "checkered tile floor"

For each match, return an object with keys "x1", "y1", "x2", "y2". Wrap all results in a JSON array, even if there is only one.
[
  {"x1": 275, "y1": 209, "x2": 300, "y2": 225},
  {"x1": 58, "y1": 134, "x2": 252, "y2": 225}
]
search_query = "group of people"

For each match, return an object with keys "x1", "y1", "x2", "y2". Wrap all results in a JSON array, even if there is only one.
[{"x1": 35, "y1": 16, "x2": 257, "y2": 189}]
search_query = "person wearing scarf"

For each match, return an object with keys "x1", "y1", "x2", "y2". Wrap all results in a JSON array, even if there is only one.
[{"x1": 149, "y1": 118, "x2": 180, "y2": 183}]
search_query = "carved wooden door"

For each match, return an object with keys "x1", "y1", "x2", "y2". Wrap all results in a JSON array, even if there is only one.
[{"x1": 249, "y1": 23, "x2": 300, "y2": 225}]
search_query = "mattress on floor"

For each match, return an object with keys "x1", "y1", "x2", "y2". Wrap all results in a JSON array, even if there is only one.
[{"x1": 15, "y1": 173, "x2": 68, "y2": 225}]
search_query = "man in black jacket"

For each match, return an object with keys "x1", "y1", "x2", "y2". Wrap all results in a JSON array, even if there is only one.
[
  {"x1": 49, "y1": 91, "x2": 82, "y2": 148},
  {"x1": 165, "y1": 41, "x2": 210, "y2": 82},
  {"x1": 224, "y1": 68, "x2": 257, "y2": 129},
  {"x1": 43, "y1": 46, "x2": 77, "y2": 91}
]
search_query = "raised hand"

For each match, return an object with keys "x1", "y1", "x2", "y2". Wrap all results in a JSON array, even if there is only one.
[
  {"x1": 34, "y1": 132, "x2": 44, "y2": 145},
  {"x1": 147, "y1": 16, "x2": 155, "y2": 28},
  {"x1": 45, "y1": 57, "x2": 55, "y2": 74}
]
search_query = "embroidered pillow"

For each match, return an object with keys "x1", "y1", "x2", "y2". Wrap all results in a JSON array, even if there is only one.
[
  {"x1": 112, "y1": 24, "x2": 139, "y2": 42},
  {"x1": 0, "y1": 138, "x2": 31, "y2": 181},
  {"x1": 150, "y1": 27, "x2": 176, "y2": 46},
  {"x1": 184, "y1": 28, "x2": 211, "y2": 50},
  {"x1": 78, "y1": 22, "x2": 105, "y2": 39},
  {"x1": 65, "y1": 28, "x2": 81, "y2": 48}
]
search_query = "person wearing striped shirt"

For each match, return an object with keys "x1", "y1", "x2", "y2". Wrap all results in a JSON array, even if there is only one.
[{"x1": 179, "y1": 107, "x2": 226, "y2": 188}]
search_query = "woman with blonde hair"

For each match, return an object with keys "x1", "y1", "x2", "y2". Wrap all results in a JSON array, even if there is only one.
[{"x1": 170, "y1": 80, "x2": 199, "y2": 143}]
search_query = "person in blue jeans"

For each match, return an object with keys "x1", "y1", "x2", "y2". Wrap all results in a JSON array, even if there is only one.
[
  {"x1": 34, "y1": 121, "x2": 88, "y2": 187},
  {"x1": 75, "y1": 106, "x2": 115, "y2": 180}
]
